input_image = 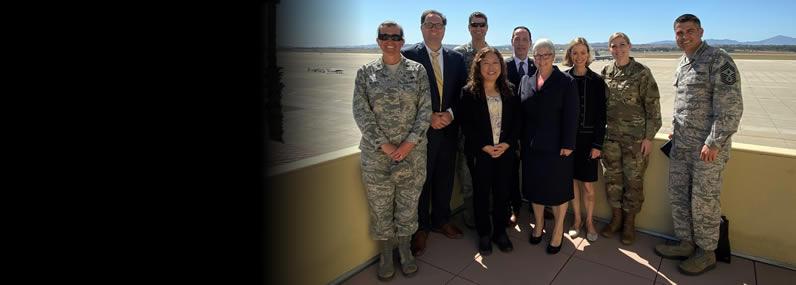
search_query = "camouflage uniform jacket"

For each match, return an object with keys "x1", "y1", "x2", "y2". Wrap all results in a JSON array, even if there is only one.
[
  {"x1": 454, "y1": 41, "x2": 489, "y2": 77},
  {"x1": 672, "y1": 41, "x2": 743, "y2": 151},
  {"x1": 601, "y1": 57, "x2": 662, "y2": 141},
  {"x1": 353, "y1": 56, "x2": 433, "y2": 152}
]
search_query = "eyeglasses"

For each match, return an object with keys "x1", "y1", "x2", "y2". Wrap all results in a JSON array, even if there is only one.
[
  {"x1": 378, "y1": 33, "x2": 403, "y2": 41},
  {"x1": 422, "y1": 22, "x2": 445, "y2": 29},
  {"x1": 469, "y1": 22, "x2": 486, "y2": 28},
  {"x1": 533, "y1": 53, "x2": 554, "y2": 59}
]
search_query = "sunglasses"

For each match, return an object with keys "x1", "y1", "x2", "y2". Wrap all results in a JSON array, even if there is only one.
[
  {"x1": 533, "y1": 53, "x2": 554, "y2": 59},
  {"x1": 378, "y1": 33, "x2": 403, "y2": 41},
  {"x1": 469, "y1": 22, "x2": 487, "y2": 28}
]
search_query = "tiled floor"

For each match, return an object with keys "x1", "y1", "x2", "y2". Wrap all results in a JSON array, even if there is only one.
[{"x1": 341, "y1": 205, "x2": 796, "y2": 285}]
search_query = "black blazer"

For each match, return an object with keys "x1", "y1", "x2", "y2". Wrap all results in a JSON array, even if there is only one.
[
  {"x1": 520, "y1": 66, "x2": 579, "y2": 153},
  {"x1": 402, "y1": 43, "x2": 468, "y2": 139},
  {"x1": 505, "y1": 57, "x2": 537, "y2": 96},
  {"x1": 458, "y1": 87, "x2": 522, "y2": 157},
  {"x1": 564, "y1": 67, "x2": 607, "y2": 150}
]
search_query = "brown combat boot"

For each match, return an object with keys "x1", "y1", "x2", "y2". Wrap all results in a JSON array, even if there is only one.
[
  {"x1": 621, "y1": 211, "x2": 636, "y2": 245},
  {"x1": 600, "y1": 207, "x2": 623, "y2": 238}
]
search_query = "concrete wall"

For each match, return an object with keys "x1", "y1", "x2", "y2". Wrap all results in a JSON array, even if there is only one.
[{"x1": 267, "y1": 137, "x2": 796, "y2": 284}]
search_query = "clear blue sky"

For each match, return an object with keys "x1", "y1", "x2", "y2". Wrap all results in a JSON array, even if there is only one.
[{"x1": 276, "y1": 0, "x2": 796, "y2": 47}]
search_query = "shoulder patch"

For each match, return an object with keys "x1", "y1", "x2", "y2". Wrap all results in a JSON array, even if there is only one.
[{"x1": 719, "y1": 61, "x2": 737, "y2": 85}]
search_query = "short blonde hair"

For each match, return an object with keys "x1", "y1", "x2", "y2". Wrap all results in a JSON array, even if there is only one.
[
  {"x1": 608, "y1": 32, "x2": 631, "y2": 45},
  {"x1": 562, "y1": 37, "x2": 592, "y2": 67}
]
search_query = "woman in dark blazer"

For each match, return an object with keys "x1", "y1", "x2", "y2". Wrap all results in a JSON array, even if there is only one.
[
  {"x1": 459, "y1": 47, "x2": 521, "y2": 255},
  {"x1": 562, "y1": 37, "x2": 607, "y2": 242},
  {"x1": 519, "y1": 39, "x2": 579, "y2": 254}
]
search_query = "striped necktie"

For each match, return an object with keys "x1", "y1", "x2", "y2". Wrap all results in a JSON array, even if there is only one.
[{"x1": 430, "y1": 50, "x2": 444, "y2": 111}]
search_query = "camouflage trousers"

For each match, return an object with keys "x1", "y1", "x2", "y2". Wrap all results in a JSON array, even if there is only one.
[
  {"x1": 456, "y1": 136, "x2": 474, "y2": 199},
  {"x1": 668, "y1": 149, "x2": 729, "y2": 251},
  {"x1": 361, "y1": 146, "x2": 427, "y2": 240},
  {"x1": 601, "y1": 138, "x2": 649, "y2": 213}
]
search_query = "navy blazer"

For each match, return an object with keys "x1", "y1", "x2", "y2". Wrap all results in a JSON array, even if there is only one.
[
  {"x1": 458, "y1": 87, "x2": 522, "y2": 157},
  {"x1": 564, "y1": 67, "x2": 607, "y2": 150},
  {"x1": 401, "y1": 42, "x2": 467, "y2": 117},
  {"x1": 505, "y1": 57, "x2": 537, "y2": 96},
  {"x1": 520, "y1": 66, "x2": 579, "y2": 153}
]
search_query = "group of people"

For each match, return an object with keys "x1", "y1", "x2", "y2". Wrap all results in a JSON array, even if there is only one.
[{"x1": 353, "y1": 11, "x2": 743, "y2": 281}]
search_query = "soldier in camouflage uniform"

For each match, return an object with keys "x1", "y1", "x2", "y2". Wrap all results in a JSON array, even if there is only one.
[
  {"x1": 353, "y1": 20, "x2": 432, "y2": 281},
  {"x1": 600, "y1": 32, "x2": 662, "y2": 245},
  {"x1": 453, "y1": 11, "x2": 490, "y2": 229},
  {"x1": 655, "y1": 14, "x2": 743, "y2": 276}
]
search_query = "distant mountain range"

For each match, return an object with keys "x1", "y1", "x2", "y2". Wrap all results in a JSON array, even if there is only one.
[
  {"x1": 629, "y1": 35, "x2": 796, "y2": 46},
  {"x1": 291, "y1": 35, "x2": 796, "y2": 49}
]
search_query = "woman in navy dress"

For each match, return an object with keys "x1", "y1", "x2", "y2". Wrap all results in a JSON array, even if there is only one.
[
  {"x1": 562, "y1": 37, "x2": 607, "y2": 242},
  {"x1": 519, "y1": 39, "x2": 579, "y2": 254}
]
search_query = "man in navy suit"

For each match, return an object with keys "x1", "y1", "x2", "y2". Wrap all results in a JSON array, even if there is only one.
[
  {"x1": 504, "y1": 26, "x2": 536, "y2": 227},
  {"x1": 401, "y1": 9, "x2": 467, "y2": 256}
]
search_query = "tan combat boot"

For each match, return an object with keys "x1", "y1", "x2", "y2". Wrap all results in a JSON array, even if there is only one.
[
  {"x1": 655, "y1": 240, "x2": 695, "y2": 260},
  {"x1": 678, "y1": 247, "x2": 717, "y2": 275},
  {"x1": 620, "y1": 211, "x2": 636, "y2": 245},
  {"x1": 600, "y1": 207, "x2": 623, "y2": 238},
  {"x1": 377, "y1": 238, "x2": 395, "y2": 281},
  {"x1": 397, "y1": 235, "x2": 418, "y2": 277}
]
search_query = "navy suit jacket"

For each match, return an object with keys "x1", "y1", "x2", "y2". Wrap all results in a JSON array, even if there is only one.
[
  {"x1": 520, "y1": 66, "x2": 579, "y2": 154},
  {"x1": 505, "y1": 57, "x2": 537, "y2": 96},
  {"x1": 402, "y1": 42, "x2": 467, "y2": 141}
]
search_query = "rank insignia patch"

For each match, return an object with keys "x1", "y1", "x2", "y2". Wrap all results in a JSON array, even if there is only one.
[{"x1": 719, "y1": 62, "x2": 737, "y2": 85}]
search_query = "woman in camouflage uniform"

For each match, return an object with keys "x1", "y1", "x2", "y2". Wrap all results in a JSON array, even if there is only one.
[{"x1": 599, "y1": 32, "x2": 662, "y2": 245}]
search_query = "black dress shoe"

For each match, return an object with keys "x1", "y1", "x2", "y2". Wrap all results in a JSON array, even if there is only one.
[
  {"x1": 546, "y1": 235, "x2": 563, "y2": 254},
  {"x1": 478, "y1": 236, "x2": 493, "y2": 256},
  {"x1": 494, "y1": 234, "x2": 514, "y2": 252}
]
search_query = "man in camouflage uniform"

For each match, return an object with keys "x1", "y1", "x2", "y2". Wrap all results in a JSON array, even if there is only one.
[
  {"x1": 353, "y1": 20, "x2": 432, "y2": 280},
  {"x1": 452, "y1": 11, "x2": 490, "y2": 229},
  {"x1": 655, "y1": 14, "x2": 743, "y2": 276},
  {"x1": 600, "y1": 32, "x2": 662, "y2": 245}
]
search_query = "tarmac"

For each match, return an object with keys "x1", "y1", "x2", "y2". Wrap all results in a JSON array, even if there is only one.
[{"x1": 268, "y1": 51, "x2": 796, "y2": 167}]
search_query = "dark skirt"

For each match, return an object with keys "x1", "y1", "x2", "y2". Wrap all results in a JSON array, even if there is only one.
[
  {"x1": 522, "y1": 151, "x2": 574, "y2": 206},
  {"x1": 573, "y1": 133, "x2": 599, "y2": 182}
]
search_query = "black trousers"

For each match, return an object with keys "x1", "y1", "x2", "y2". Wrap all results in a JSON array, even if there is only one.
[
  {"x1": 508, "y1": 149, "x2": 522, "y2": 216},
  {"x1": 470, "y1": 150, "x2": 515, "y2": 237},
  {"x1": 417, "y1": 131, "x2": 457, "y2": 231}
]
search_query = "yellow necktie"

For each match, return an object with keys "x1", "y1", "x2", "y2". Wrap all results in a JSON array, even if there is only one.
[{"x1": 430, "y1": 50, "x2": 444, "y2": 111}]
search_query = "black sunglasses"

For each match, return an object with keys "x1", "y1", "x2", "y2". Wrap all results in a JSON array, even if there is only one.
[
  {"x1": 469, "y1": 22, "x2": 487, "y2": 28},
  {"x1": 378, "y1": 33, "x2": 403, "y2": 41}
]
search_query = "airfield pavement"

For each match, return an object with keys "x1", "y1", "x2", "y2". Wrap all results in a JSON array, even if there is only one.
[{"x1": 268, "y1": 51, "x2": 796, "y2": 166}]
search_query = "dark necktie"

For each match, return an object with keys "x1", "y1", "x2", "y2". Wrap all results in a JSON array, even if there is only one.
[{"x1": 518, "y1": 61, "x2": 526, "y2": 77}]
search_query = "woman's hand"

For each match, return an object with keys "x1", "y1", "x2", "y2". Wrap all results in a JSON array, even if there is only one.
[
  {"x1": 590, "y1": 148, "x2": 602, "y2": 159},
  {"x1": 640, "y1": 139, "x2": 652, "y2": 156}
]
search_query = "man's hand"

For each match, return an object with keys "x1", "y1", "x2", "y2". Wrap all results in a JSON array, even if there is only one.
[
  {"x1": 430, "y1": 112, "x2": 452, "y2": 129},
  {"x1": 560, "y1": 148, "x2": 573, "y2": 156},
  {"x1": 390, "y1": 141, "x2": 416, "y2": 161},
  {"x1": 700, "y1": 144, "x2": 719, "y2": 162},
  {"x1": 640, "y1": 139, "x2": 652, "y2": 157}
]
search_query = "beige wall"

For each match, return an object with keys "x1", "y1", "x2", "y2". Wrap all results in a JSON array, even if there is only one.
[{"x1": 267, "y1": 139, "x2": 796, "y2": 284}]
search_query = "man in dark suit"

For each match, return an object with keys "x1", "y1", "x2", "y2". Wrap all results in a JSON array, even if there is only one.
[
  {"x1": 503, "y1": 26, "x2": 539, "y2": 228},
  {"x1": 401, "y1": 9, "x2": 467, "y2": 257}
]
